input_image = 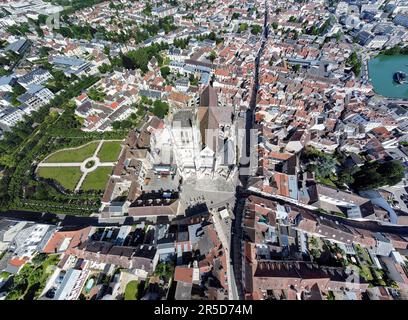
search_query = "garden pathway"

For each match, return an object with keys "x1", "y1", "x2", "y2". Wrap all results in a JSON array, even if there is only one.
[{"x1": 37, "y1": 140, "x2": 120, "y2": 192}]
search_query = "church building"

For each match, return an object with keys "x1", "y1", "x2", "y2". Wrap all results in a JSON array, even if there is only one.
[{"x1": 151, "y1": 85, "x2": 237, "y2": 179}]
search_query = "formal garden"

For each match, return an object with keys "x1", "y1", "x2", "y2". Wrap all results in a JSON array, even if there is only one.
[
  {"x1": 0, "y1": 9, "x2": 190, "y2": 216},
  {"x1": 36, "y1": 140, "x2": 122, "y2": 192},
  {"x1": 0, "y1": 84, "x2": 127, "y2": 216}
]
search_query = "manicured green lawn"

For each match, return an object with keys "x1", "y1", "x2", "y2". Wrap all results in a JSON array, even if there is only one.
[
  {"x1": 97, "y1": 141, "x2": 122, "y2": 162},
  {"x1": 124, "y1": 280, "x2": 138, "y2": 300},
  {"x1": 44, "y1": 141, "x2": 99, "y2": 163},
  {"x1": 81, "y1": 167, "x2": 113, "y2": 191},
  {"x1": 37, "y1": 167, "x2": 82, "y2": 191}
]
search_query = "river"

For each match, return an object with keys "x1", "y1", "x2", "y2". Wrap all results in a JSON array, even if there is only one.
[{"x1": 368, "y1": 54, "x2": 408, "y2": 99}]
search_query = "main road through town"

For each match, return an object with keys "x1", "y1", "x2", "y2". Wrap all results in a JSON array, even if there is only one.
[{"x1": 230, "y1": 1, "x2": 270, "y2": 300}]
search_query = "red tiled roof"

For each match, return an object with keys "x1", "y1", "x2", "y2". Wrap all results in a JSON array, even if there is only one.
[
  {"x1": 87, "y1": 115, "x2": 100, "y2": 123},
  {"x1": 43, "y1": 227, "x2": 92, "y2": 253},
  {"x1": 76, "y1": 93, "x2": 88, "y2": 101},
  {"x1": 174, "y1": 267, "x2": 194, "y2": 284},
  {"x1": 274, "y1": 172, "x2": 290, "y2": 198},
  {"x1": 9, "y1": 257, "x2": 28, "y2": 267},
  {"x1": 269, "y1": 152, "x2": 292, "y2": 161}
]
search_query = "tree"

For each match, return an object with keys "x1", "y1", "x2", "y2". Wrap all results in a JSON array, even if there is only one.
[
  {"x1": 382, "y1": 45, "x2": 408, "y2": 56},
  {"x1": 87, "y1": 88, "x2": 106, "y2": 102},
  {"x1": 272, "y1": 22, "x2": 278, "y2": 30},
  {"x1": 142, "y1": 3, "x2": 152, "y2": 16},
  {"x1": 0, "y1": 40, "x2": 7, "y2": 49},
  {"x1": 238, "y1": 23, "x2": 248, "y2": 33},
  {"x1": 10, "y1": 84, "x2": 26, "y2": 106},
  {"x1": 141, "y1": 96, "x2": 153, "y2": 106},
  {"x1": 315, "y1": 156, "x2": 337, "y2": 179},
  {"x1": 337, "y1": 167, "x2": 358, "y2": 186},
  {"x1": 173, "y1": 37, "x2": 190, "y2": 49},
  {"x1": 208, "y1": 51, "x2": 217, "y2": 62},
  {"x1": 292, "y1": 64, "x2": 301, "y2": 72},
  {"x1": 346, "y1": 51, "x2": 362, "y2": 76},
  {"x1": 377, "y1": 161, "x2": 405, "y2": 184},
  {"x1": 122, "y1": 43, "x2": 167, "y2": 74},
  {"x1": 326, "y1": 291, "x2": 335, "y2": 300},
  {"x1": 189, "y1": 74, "x2": 199, "y2": 86},
  {"x1": 232, "y1": 12, "x2": 240, "y2": 20},
  {"x1": 98, "y1": 63, "x2": 113, "y2": 74},
  {"x1": 152, "y1": 100, "x2": 169, "y2": 119},
  {"x1": 352, "y1": 160, "x2": 404, "y2": 190},
  {"x1": 335, "y1": 32, "x2": 342, "y2": 42},
  {"x1": 35, "y1": 25, "x2": 44, "y2": 37},
  {"x1": 7, "y1": 23, "x2": 30, "y2": 36},
  {"x1": 158, "y1": 17, "x2": 177, "y2": 34},
  {"x1": 0, "y1": 67, "x2": 8, "y2": 76},
  {"x1": 154, "y1": 262, "x2": 174, "y2": 281},
  {"x1": 195, "y1": 31, "x2": 223, "y2": 44},
  {"x1": 32, "y1": 253, "x2": 47, "y2": 266},
  {"x1": 160, "y1": 66, "x2": 170, "y2": 78},
  {"x1": 251, "y1": 24, "x2": 262, "y2": 35},
  {"x1": 319, "y1": 18, "x2": 332, "y2": 35},
  {"x1": 39, "y1": 46, "x2": 51, "y2": 58},
  {"x1": 303, "y1": 146, "x2": 338, "y2": 182}
]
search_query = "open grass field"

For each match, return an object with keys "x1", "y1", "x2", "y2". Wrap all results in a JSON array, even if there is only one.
[
  {"x1": 37, "y1": 167, "x2": 82, "y2": 191},
  {"x1": 44, "y1": 142, "x2": 99, "y2": 163},
  {"x1": 97, "y1": 141, "x2": 122, "y2": 162},
  {"x1": 81, "y1": 166, "x2": 113, "y2": 191},
  {"x1": 124, "y1": 280, "x2": 138, "y2": 300}
]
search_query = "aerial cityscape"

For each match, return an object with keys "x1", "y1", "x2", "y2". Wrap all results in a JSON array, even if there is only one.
[{"x1": 0, "y1": 0, "x2": 408, "y2": 302}]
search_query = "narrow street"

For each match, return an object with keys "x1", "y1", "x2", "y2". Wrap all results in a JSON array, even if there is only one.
[{"x1": 230, "y1": 0, "x2": 269, "y2": 300}]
